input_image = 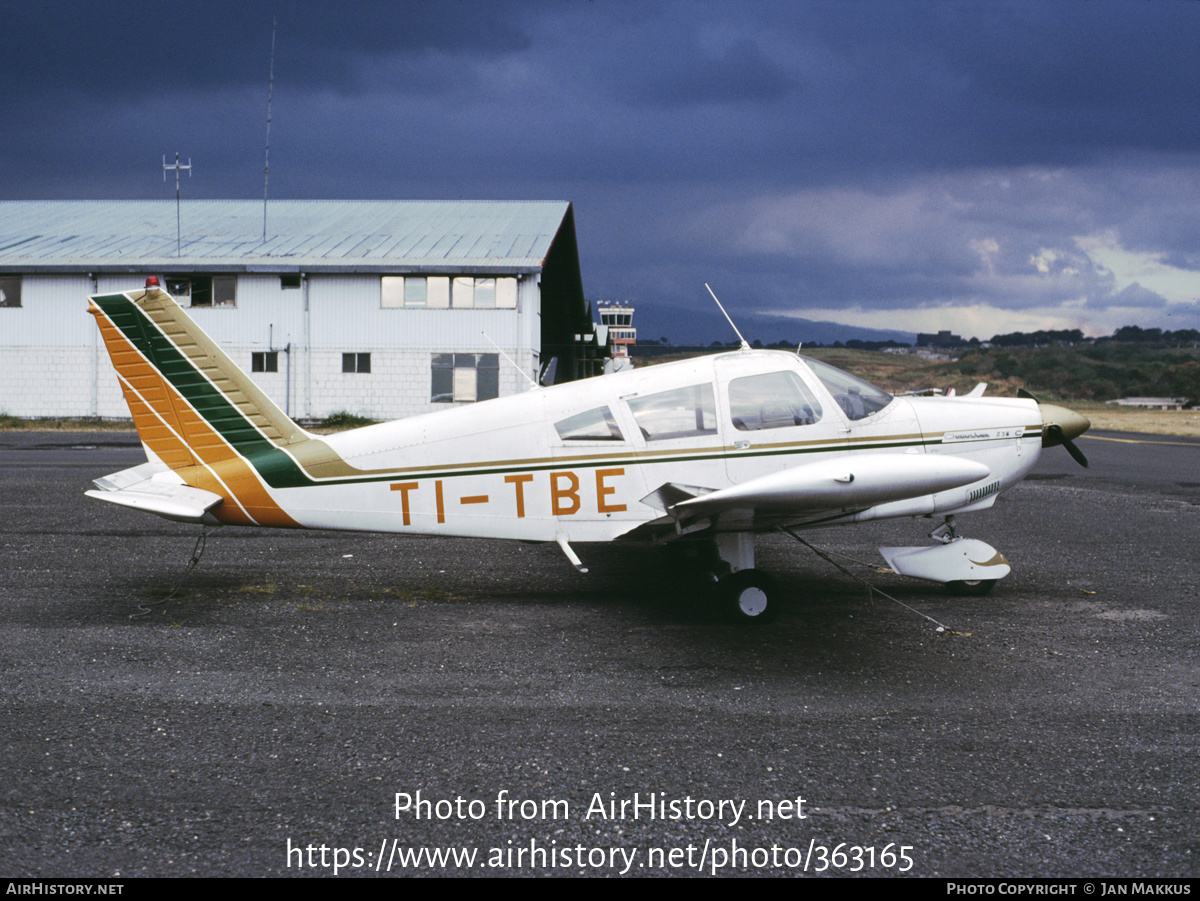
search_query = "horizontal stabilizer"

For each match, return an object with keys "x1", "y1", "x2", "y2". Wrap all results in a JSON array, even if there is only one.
[
  {"x1": 673, "y1": 454, "x2": 990, "y2": 517},
  {"x1": 87, "y1": 475, "x2": 225, "y2": 525}
]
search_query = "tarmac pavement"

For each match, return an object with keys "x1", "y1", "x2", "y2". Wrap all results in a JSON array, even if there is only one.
[{"x1": 0, "y1": 430, "x2": 1197, "y2": 877}]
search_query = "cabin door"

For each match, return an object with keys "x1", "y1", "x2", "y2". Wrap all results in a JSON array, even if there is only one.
[{"x1": 717, "y1": 358, "x2": 844, "y2": 485}]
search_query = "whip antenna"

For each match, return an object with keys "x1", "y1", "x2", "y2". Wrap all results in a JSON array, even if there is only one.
[
  {"x1": 705, "y1": 283, "x2": 750, "y2": 351},
  {"x1": 262, "y1": 15, "x2": 276, "y2": 242}
]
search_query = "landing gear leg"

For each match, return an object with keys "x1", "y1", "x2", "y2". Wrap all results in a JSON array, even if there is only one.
[
  {"x1": 930, "y1": 515, "x2": 959, "y2": 543},
  {"x1": 711, "y1": 533, "x2": 778, "y2": 623}
]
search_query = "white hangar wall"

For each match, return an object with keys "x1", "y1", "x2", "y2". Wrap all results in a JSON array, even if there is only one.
[
  {"x1": 0, "y1": 274, "x2": 129, "y2": 419},
  {"x1": 0, "y1": 199, "x2": 595, "y2": 423},
  {"x1": 0, "y1": 271, "x2": 542, "y2": 421}
]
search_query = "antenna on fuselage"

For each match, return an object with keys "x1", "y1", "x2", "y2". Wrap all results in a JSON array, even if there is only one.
[{"x1": 704, "y1": 283, "x2": 750, "y2": 351}]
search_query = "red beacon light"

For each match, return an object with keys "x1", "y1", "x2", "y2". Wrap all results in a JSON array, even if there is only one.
[{"x1": 145, "y1": 276, "x2": 160, "y2": 288}]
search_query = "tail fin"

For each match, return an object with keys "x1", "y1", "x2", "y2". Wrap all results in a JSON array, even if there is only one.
[{"x1": 88, "y1": 282, "x2": 309, "y2": 526}]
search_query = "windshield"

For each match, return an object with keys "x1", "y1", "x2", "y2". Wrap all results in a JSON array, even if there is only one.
[{"x1": 801, "y1": 356, "x2": 894, "y2": 421}]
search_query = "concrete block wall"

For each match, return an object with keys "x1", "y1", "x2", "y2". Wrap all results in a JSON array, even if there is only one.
[
  {"x1": 0, "y1": 346, "x2": 126, "y2": 419},
  {"x1": 2, "y1": 273, "x2": 544, "y2": 423}
]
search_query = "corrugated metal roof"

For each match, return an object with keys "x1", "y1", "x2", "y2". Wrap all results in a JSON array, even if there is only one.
[{"x1": 0, "y1": 200, "x2": 572, "y2": 274}]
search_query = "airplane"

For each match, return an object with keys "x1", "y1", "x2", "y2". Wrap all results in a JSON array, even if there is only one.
[{"x1": 86, "y1": 278, "x2": 1090, "y2": 622}]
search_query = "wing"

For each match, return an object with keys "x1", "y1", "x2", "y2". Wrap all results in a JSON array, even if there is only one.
[{"x1": 619, "y1": 453, "x2": 990, "y2": 543}]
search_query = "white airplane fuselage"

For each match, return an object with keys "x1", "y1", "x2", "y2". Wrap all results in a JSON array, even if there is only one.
[{"x1": 279, "y1": 350, "x2": 1041, "y2": 542}]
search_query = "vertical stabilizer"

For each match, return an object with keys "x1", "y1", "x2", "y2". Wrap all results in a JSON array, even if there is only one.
[{"x1": 88, "y1": 283, "x2": 308, "y2": 526}]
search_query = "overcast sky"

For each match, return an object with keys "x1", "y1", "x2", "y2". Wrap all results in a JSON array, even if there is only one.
[{"x1": 4, "y1": 0, "x2": 1200, "y2": 341}]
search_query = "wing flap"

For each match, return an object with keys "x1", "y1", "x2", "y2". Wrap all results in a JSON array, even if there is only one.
[{"x1": 638, "y1": 482, "x2": 714, "y2": 514}]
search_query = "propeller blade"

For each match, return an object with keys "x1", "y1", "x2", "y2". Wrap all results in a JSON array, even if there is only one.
[
  {"x1": 1046, "y1": 424, "x2": 1090, "y2": 467},
  {"x1": 1062, "y1": 437, "x2": 1089, "y2": 468}
]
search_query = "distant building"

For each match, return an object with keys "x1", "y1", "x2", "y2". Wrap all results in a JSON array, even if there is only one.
[
  {"x1": 914, "y1": 350, "x2": 955, "y2": 361},
  {"x1": 0, "y1": 200, "x2": 604, "y2": 420},
  {"x1": 1107, "y1": 397, "x2": 1188, "y2": 410},
  {"x1": 916, "y1": 330, "x2": 963, "y2": 348}
]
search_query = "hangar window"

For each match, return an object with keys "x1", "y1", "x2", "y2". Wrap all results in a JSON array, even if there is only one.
[
  {"x1": 431, "y1": 353, "x2": 499, "y2": 403},
  {"x1": 385, "y1": 276, "x2": 516, "y2": 309},
  {"x1": 555, "y1": 406, "x2": 624, "y2": 442},
  {"x1": 466, "y1": 278, "x2": 517, "y2": 309},
  {"x1": 166, "y1": 275, "x2": 236, "y2": 308},
  {"x1": 627, "y1": 383, "x2": 717, "y2": 441},
  {"x1": 0, "y1": 276, "x2": 20, "y2": 308},
  {"x1": 426, "y1": 277, "x2": 450, "y2": 308},
  {"x1": 452, "y1": 276, "x2": 476, "y2": 308},
  {"x1": 382, "y1": 276, "x2": 431, "y2": 308},
  {"x1": 342, "y1": 352, "x2": 371, "y2": 374},
  {"x1": 728, "y1": 371, "x2": 823, "y2": 431},
  {"x1": 280, "y1": 274, "x2": 302, "y2": 289},
  {"x1": 252, "y1": 352, "x2": 278, "y2": 373}
]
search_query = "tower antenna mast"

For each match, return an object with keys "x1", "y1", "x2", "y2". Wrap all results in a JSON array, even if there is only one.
[
  {"x1": 163, "y1": 152, "x2": 192, "y2": 257},
  {"x1": 263, "y1": 15, "x2": 277, "y2": 242}
]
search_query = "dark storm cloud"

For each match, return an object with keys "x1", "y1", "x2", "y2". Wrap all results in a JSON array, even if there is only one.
[
  {"x1": 1, "y1": 0, "x2": 531, "y2": 100},
  {"x1": 8, "y1": 1, "x2": 1198, "y2": 166},
  {"x1": 789, "y1": 1, "x2": 1200, "y2": 166},
  {"x1": 7, "y1": 0, "x2": 1197, "y2": 184},
  {"x1": 601, "y1": 36, "x2": 795, "y2": 108},
  {"x1": 4, "y1": 0, "x2": 1200, "y2": 338}
]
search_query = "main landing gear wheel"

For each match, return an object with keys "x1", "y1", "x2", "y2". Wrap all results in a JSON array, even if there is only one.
[
  {"x1": 723, "y1": 569, "x2": 778, "y2": 623},
  {"x1": 946, "y1": 579, "x2": 997, "y2": 597}
]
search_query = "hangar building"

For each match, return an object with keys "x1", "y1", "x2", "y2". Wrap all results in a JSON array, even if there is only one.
[{"x1": 0, "y1": 200, "x2": 603, "y2": 421}]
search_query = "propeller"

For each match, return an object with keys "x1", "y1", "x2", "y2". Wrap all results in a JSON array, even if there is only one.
[{"x1": 1018, "y1": 388, "x2": 1091, "y2": 468}]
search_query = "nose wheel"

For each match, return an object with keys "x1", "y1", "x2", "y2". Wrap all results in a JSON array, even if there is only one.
[{"x1": 722, "y1": 569, "x2": 778, "y2": 623}]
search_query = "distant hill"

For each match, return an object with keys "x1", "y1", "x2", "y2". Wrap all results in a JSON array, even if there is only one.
[{"x1": 628, "y1": 304, "x2": 916, "y2": 347}]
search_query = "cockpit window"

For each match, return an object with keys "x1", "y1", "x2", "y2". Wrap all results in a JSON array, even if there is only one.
[
  {"x1": 555, "y1": 406, "x2": 624, "y2": 441},
  {"x1": 728, "y1": 371, "x2": 823, "y2": 431},
  {"x1": 627, "y1": 383, "x2": 717, "y2": 441},
  {"x1": 801, "y1": 356, "x2": 894, "y2": 421}
]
